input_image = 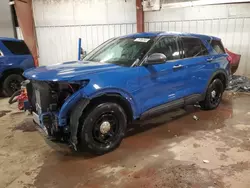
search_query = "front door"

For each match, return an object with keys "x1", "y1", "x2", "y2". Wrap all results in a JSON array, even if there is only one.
[{"x1": 137, "y1": 36, "x2": 187, "y2": 113}]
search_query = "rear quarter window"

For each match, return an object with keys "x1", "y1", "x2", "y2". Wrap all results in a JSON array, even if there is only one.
[
  {"x1": 2, "y1": 40, "x2": 31, "y2": 55},
  {"x1": 210, "y1": 40, "x2": 225, "y2": 54}
]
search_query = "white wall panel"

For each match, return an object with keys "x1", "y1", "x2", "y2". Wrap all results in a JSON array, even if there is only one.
[
  {"x1": 145, "y1": 3, "x2": 250, "y2": 75},
  {"x1": 145, "y1": 3, "x2": 250, "y2": 22},
  {"x1": 35, "y1": 23, "x2": 136, "y2": 65},
  {"x1": 33, "y1": 0, "x2": 136, "y2": 26},
  {"x1": 33, "y1": 0, "x2": 250, "y2": 75},
  {"x1": 0, "y1": 1, "x2": 14, "y2": 38},
  {"x1": 33, "y1": 0, "x2": 136, "y2": 66},
  {"x1": 145, "y1": 17, "x2": 250, "y2": 75},
  {"x1": 16, "y1": 27, "x2": 23, "y2": 40}
]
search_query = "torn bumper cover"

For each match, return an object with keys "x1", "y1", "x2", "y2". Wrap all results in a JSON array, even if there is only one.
[
  {"x1": 31, "y1": 85, "x2": 90, "y2": 150},
  {"x1": 225, "y1": 48, "x2": 241, "y2": 75}
]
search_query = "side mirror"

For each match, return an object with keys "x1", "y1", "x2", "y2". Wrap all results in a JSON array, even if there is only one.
[
  {"x1": 144, "y1": 53, "x2": 167, "y2": 65},
  {"x1": 80, "y1": 48, "x2": 87, "y2": 60}
]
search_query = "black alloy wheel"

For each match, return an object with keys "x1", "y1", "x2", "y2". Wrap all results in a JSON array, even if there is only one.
[
  {"x1": 10, "y1": 80, "x2": 21, "y2": 92},
  {"x1": 209, "y1": 81, "x2": 223, "y2": 106},
  {"x1": 78, "y1": 102, "x2": 127, "y2": 155},
  {"x1": 200, "y1": 78, "x2": 224, "y2": 110},
  {"x1": 3, "y1": 74, "x2": 24, "y2": 97},
  {"x1": 92, "y1": 113, "x2": 119, "y2": 144}
]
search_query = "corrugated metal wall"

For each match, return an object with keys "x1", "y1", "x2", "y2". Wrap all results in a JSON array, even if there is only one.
[
  {"x1": 32, "y1": 0, "x2": 136, "y2": 66},
  {"x1": 35, "y1": 23, "x2": 136, "y2": 65},
  {"x1": 32, "y1": 0, "x2": 250, "y2": 75},
  {"x1": 145, "y1": 17, "x2": 250, "y2": 75},
  {"x1": 145, "y1": 3, "x2": 250, "y2": 75}
]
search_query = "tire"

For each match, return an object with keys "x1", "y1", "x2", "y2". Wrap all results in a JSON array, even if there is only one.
[
  {"x1": 8, "y1": 89, "x2": 21, "y2": 104},
  {"x1": 2, "y1": 74, "x2": 24, "y2": 97},
  {"x1": 200, "y1": 78, "x2": 224, "y2": 110},
  {"x1": 78, "y1": 102, "x2": 127, "y2": 155}
]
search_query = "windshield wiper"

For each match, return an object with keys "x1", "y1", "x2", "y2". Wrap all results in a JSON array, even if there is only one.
[{"x1": 131, "y1": 58, "x2": 140, "y2": 67}]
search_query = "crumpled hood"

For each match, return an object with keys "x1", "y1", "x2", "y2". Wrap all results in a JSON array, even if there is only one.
[{"x1": 24, "y1": 61, "x2": 121, "y2": 81}]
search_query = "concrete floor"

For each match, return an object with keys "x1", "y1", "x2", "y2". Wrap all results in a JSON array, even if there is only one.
[{"x1": 1, "y1": 92, "x2": 250, "y2": 188}]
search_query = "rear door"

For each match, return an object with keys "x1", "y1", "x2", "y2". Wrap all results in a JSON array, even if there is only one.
[
  {"x1": 209, "y1": 39, "x2": 229, "y2": 67},
  {"x1": 180, "y1": 37, "x2": 210, "y2": 96}
]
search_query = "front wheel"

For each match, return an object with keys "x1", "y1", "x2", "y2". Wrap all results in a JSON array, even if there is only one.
[
  {"x1": 78, "y1": 102, "x2": 127, "y2": 155},
  {"x1": 200, "y1": 78, "x2": 224, "y2": 110}
]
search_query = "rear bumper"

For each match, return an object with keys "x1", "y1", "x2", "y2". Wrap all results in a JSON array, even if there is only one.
[{"x1": 231, "y1": 64, "x2": 239, "y2": 75}]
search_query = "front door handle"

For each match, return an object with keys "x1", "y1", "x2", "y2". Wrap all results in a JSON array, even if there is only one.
[
  {"x1": 173, "y1": 64, "x2": 183, "y2": 69},
  {"x1": 206, "y1": 57, "x2": 214, "y2": 62}
]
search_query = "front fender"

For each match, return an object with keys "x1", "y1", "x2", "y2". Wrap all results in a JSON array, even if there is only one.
[
  {"x1": 85, "y1": 88, "x2": 139, "y2": 119},
  {"x1": 58, "y1": 89, "x2": 89, "y2": 126},
  {"x1": 58, "y1": 85, "x2": 139, "y2": 127}
]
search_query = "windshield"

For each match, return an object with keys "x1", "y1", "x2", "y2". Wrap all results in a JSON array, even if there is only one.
[{"x1": 83, "y1": 37, "x2": 155, "y2": 67}]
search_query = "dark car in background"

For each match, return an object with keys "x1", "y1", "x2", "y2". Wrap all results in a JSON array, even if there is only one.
[{"x1": 0, "y1": 38, "x2": 35, "y2": 96}]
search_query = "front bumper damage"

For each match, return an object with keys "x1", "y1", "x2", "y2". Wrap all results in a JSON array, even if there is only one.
[
  {"x1": 33, "y1": 98, "x2": 90, "y2": 151},
  {"x1": 28, "y1": 80, "x2": 90, "y2": 150}
]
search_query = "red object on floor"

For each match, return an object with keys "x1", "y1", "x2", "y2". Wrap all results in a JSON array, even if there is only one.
[
  {"x1": 17, "y1": 89, "x2": 28, "y2": 110},
  {"x1": 225, "y1": 48, "x2": 241, "y2": 74}
]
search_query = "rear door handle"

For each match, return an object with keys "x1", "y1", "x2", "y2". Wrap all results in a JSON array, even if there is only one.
[
  {"x1": 173, "y1": 64, "x2": 183, "y2": 69},
  {"x1": 206, "y1": 57, "x2": 214, "y2": 62}
]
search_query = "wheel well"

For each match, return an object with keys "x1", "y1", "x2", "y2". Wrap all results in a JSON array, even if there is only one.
[
  {"x1": 1, "y1": 68, "x2": 24, "y2": 80},
  {"x1": 213, "y1": 73, "x2": 227, "y2": 90},
  {"x1": 82, "y1": 94, "x2": 134, "y2": 123}
]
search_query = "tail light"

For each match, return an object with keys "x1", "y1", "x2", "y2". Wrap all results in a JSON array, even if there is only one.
[{"x1": 227, "y1": 55, "x2": 232, "y2": 64}]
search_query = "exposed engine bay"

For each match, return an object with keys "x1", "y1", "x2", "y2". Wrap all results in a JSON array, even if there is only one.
[{"x1": 26, "y1": 81, "x2": 80, "y2": 140}]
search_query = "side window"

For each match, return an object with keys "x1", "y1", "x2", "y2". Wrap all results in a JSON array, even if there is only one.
[
  {"x1": 182, "y1": 37, "x2": 208, "y2": 58},
  {"x1": 2, "y1": 40, "x2": 30, "y2": 55},
  {"x1": 210, "y1": 40, "x2": 225, "y2": 54},
  {"x1": 150, "y1": 37, "x2": 180, "y2": 61}
]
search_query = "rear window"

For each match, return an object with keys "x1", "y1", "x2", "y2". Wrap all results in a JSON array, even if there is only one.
[
  {"x1": 210, "y1": 40, "x2": 225, "y2": 54},
  {"x1": 2, "y1": 40, "x2": 30, "y2": 55},
  {"x1": 182, "y1": 37, "x2": 208, "y2": 58}
]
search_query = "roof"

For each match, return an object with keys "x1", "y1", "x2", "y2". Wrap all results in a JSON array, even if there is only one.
[
  {"x1": 123, "y1": 31, "x2": 221, "y2": 40},
  {"x1": 122, "y1": 32, "x2": 164, "y2": 38},
  {"x1": 0, "y1": 37, "x2": 23, "y2": 42}
]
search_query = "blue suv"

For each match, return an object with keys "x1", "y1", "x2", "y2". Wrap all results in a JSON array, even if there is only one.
[
  {"x1": 0, "y1": 38, "x2": 35, "y2": 96},
  {"x1": 24, "y1": 32, "x2": 230, "y2": 154}
]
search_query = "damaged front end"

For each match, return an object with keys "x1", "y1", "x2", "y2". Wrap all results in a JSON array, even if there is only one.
[{"x1": 26, "y1": 80, "x2": 89, "y2": 148}]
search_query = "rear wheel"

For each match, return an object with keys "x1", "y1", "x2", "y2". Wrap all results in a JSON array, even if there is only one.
[
  {"x1": 200, "y1": 78, "x2": 224, "y2": 110},
  {"x1": 78, "y1": 102, "x2": 127, "y2": 155},
  {"x1": 2, "y1": 74, "x2": 24, "y2": 97}
]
